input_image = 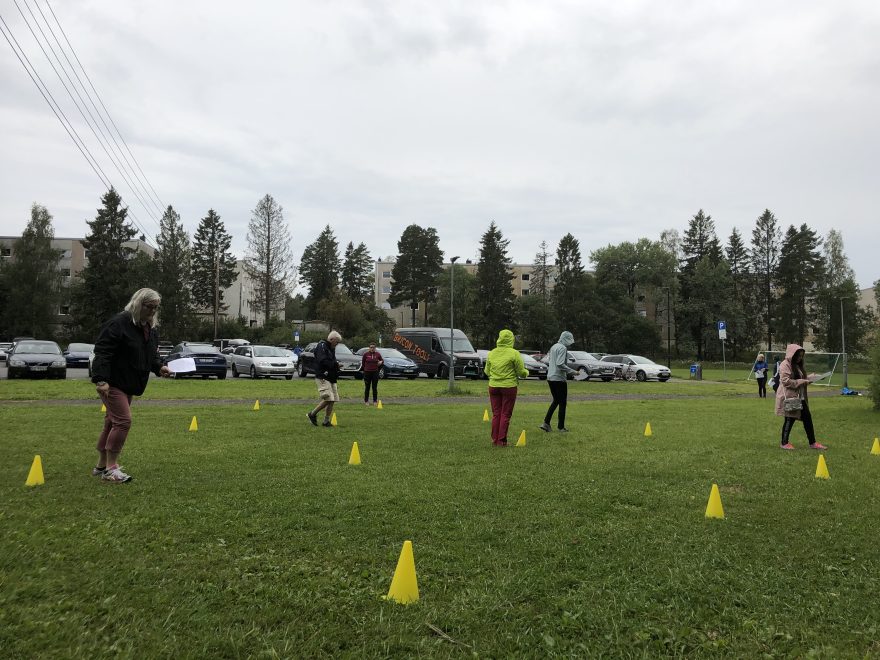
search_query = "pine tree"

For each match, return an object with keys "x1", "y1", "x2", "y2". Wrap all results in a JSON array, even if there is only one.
[
  {"x1": 300, "y1": 225, "x2": 341, "y2": 318},
  {"x1": 191, "y1": 209, "x2": 236, "y2": 335},
  {"x1": 679, "y1": 210, "x2": 726, "y2": 359},
  {"x1": 70, "y1": 188, "x2": 138, "y2": 339},
  {"x1": 244, "y1": 194, "x2": 294, "y2": 326},
  {"x1": 387, "y1": 224, "x2": 443, "y2": 325},
  {"x1": 553, "y1": 233, "x2": 596, "y2": 349},
  {"x1": 531, "y1": 240, "x2": 553, "y2": 302},
  {"x1": 0, "y1": 203, "x2": 62, "y2": 338},
  {"x1": 473, "y1": 222, "x2": 517, "y2": 346},
  {"x1": 724, "y1": 227, "x2": 761, "y2": 359},
  {"x1": 750, "y1": 209, "x2": 781, "y2": 350},
  {"x1": 153, "y1": 206, "x2": 192, "y2": 343},
  {"x1": 340, "y1": 241, "x2": 374, "y2": 303}
]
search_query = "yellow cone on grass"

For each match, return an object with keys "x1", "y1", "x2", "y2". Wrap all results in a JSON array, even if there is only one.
[
  {"x1": 349, "y1": 442, "x2": 361, "y2": 465},
  {"x1": 483, "y1": 409, "x2": 490, "y2": 422},
  {"x1": 516, "y1": 430, "x2": 526, "y2": 447},
  {"x1": 331, "y1": 412, "x2": 338, "y2": 427},
  {"x1": 25, "y1": 455, "x2": 45, "y2": 487},
  {"x1": 189, "y1": 416, "x2": 199, "y2": 432},
  {"x1": 377, "y1": 400, "x2": 383, "y2": 410},
  {"x1": 871, "y1": 438, "x2": 880, "y2": 455},
  {"x1": 705, "y1": 483, "x2": 724, "y2": 519},
  {"x1": 253, "y1": 399, "x2": 260, "y2": 411},
  {"x1": 386, "y1": 540, "x2": 419, "y2": 604},
  {"x1": 100, "y1": 403, "x2": 106, "y2": 413},
  {"x1": 644, "y1": 422, "x2": 653, "y2": 437},
  {"x1": 815, "y1": 454, "x2": 830, "y2": 479}
]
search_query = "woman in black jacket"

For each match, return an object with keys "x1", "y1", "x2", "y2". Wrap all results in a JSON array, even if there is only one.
[{"x1": 90, "y1": 288, "x2": 170, "y2": 482}]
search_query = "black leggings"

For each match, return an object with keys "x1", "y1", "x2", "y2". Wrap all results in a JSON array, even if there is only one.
[
  {"x1": 363, "y1": 371, "x2": 379, "y2": 402},
  {"x1": 756, "y1": 377, "x2": 767, "y2": 398},
  {"x1": 544, "y1": 380, "x2": 567, "y2": 429},
  {"x1": 781, "y1": 400, "x2": 817, "y2": 445}
]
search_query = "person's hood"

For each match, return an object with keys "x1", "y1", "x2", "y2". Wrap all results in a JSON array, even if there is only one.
[
  {"x1": 496, "y1": 329, "x2": 515, "y2": 349},
  {"x1": 558, "y1": 331, "x2": 574, "y2": 347},
  {"x1": 785, "y1": 343, "x2": 804, "y2": 360}
]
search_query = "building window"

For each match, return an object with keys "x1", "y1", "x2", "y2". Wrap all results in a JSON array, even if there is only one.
[
  {"x1": 382, "y1": 286, "x2": 392, "y2": 294},
  {"x1": 1, "y1": 247, "x2": 11, "y2": 258},
  {"x1": 522, "y1": 289, "x2": 530, "y2": 295},
  {"x1": 382, "y1": 271, "x2": 392, "y2": 279},
  {"x1": 61, "y1": 249, "x2": 71, "y2": 259},
  {"x1": 59, "y1": 305, "x2": 70, "y2": 315},
  {"x1": 521, "y1": 273, "x2": 530, "y2": 281},
  {"x1": 61, "y1": 268, "x2": 71, "y2": 277}
]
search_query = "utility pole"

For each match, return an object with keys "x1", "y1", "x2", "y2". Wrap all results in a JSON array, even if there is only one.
[{"x1": 213, "y1": 241, "x2": 220, "y2": 341}]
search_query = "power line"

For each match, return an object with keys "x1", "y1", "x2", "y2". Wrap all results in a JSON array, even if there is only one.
[{"x1": 13, "y1": 0, "x2": 162, "y2": 233}]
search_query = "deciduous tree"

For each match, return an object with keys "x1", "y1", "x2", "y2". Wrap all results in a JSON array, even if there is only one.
[{"x1": 244, "y1": 194, "x2": 294, "y2": 326}]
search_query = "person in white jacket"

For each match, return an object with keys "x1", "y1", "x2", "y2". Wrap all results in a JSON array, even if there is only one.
[{"x1": 539, "y1": 331, "x2": 577, "y2": 432}]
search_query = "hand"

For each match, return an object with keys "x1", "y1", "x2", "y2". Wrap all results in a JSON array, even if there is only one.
[
  {"x1": 96, "y1": 382, "x2": 110, "y2": 395},
  {"x1": 159, "y1": 365, "x2": 171, "y2": 378}
]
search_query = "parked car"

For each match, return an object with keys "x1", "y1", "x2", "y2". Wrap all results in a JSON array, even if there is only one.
[
  {"x1": 297, "y1": 342, "x2": 362, "y2": 379},
  {"x1": 599, "y1": 354, "x2": 671, "y2": 382},
  {"x1": 354, "y1": 347, "x2": 419, "y2": 379},
  {"x1": 391, "y1": 327, "x2": 482, "y2": 379},
  {"x1": 221, "y1": 346, "x2": 237, "y2": 366},
  {"x1": 0, "y1": 342, "x2": 14, "y2": 362},
  {"x1": 158, "y1": 342, "x2": 174, "y2": 361},
  {"x1": 63, "y1": 342, "x2": 94, "y2": 368},
  {"x1": 230, "y1": 344, "x2": 297, "y2": 379},
  {"x1": 540, "y1": 350, "x2": 612, "y2": 381},
  {"x1": 521, "y1": 352, "x2": 548, "y2": 379},
  {"x1": 165, "y1": 342, "x2": 228, "y2": 379},
  {"x1": 6, "y1": 339, "x2": 67, "y2": 379}
]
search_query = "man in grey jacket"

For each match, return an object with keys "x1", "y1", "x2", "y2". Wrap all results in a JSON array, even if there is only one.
[{"x1": 540, "y1": 331, "x2": 577, "y2": 432}]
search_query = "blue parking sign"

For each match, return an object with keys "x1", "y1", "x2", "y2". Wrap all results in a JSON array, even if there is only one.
[{"x1": 717, "y1": 321, "x2": 726, "y2": 330}]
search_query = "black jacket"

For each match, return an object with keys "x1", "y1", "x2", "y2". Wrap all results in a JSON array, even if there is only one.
[
  {"x1": 91, "y1": 311, "x2": 163, "y2": 396},
  {"x1": 313, "y1": 340, "x2": 339, "y2": 383}
]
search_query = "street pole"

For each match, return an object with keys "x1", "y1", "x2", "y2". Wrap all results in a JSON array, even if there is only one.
[
  {"x1": 666, "y1": 286, "x2": 671, "y2": 368},
  {"x1": 448, "y1": 257, "x2": 459, "y2": 392},
  {"x1": 841, "y1": 297, "x2": 848, "y2": 389}
]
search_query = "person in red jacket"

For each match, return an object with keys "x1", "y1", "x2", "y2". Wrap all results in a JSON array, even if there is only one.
[{"x1": 360, "y1": 343, "x2": 384, "y2": 405}]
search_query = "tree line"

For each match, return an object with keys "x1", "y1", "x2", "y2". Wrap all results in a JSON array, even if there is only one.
[{"x1": 0, "y1": 190, "x2": 876, "y2": 361}]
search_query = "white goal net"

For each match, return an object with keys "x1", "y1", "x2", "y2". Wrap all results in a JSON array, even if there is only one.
[{"x1": 745, "y1": 351, "x2": 843, "y2": 387}]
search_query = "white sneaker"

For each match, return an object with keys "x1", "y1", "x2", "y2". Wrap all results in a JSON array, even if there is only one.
[{"x1": 102, "y1": 467, "x2": 133, "y2": 483}]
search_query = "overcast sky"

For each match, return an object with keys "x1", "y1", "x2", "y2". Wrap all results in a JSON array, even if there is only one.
[{"x1": 2, "y1": 1, "x2": 878, "y2": 289}]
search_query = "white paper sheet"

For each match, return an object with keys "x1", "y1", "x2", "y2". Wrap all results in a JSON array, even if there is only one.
[{"x1": 167, "y1": 357, "x2": 196, "y2": 373}]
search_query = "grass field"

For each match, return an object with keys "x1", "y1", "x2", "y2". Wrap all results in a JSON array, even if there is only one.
[{"x1": 1, "y1": 377, "x2": 879, "y2": 657}]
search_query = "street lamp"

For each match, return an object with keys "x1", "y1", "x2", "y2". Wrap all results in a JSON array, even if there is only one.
[
  {"x1": 448, "y1": 256, "x2": 459, "y2": 391},
  {"x1": 659, "y1": 286, "x2": 672, "y2": 368}
]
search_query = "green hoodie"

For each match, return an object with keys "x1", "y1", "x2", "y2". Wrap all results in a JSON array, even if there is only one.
[{"x1": 484, "y1": 329, "x2": 528, "y2": 387}]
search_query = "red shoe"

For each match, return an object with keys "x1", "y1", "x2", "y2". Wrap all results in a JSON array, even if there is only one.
[
  {"x1": 810, "y1": 442, "x2": 827, "y2": 450},
  {"x1": 780, "y1": 443, "x2": 795, "y2": 450}
]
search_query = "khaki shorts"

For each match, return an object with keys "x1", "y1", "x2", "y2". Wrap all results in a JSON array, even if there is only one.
[{"x1": 316, "y1": 379, "x2": 340, "y2": 402}]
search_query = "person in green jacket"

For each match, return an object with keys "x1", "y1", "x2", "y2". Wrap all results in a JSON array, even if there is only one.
[{"x1": 484, "y1": 329, "x2": 529, "y2": 447}]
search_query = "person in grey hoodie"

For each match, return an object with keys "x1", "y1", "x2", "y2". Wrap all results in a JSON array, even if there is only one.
[{"x1": 540, "y1": 331, "x2": 577, "y2": 432}]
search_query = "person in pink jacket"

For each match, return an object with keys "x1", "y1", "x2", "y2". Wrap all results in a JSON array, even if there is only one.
[{"x1": 774, "y1": 343, "x2": 827, "y2": 450}]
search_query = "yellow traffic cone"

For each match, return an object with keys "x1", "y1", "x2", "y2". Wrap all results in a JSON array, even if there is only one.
[
  {"x1": 483, "y1": 409, "x2": 490, "y2": 422},
  {"x1": 871, "y1": 438, "x2": 880, "y2": 455},
  {"x1": 189, "y1": 416, "x2": 199, "y2": 432},
  {"x1": 100, "y1": 403, "x2": 106, "y2": 413},
  {"x1": 516, "y1": 430, "x2": 526, "y2": 447},
  {"x1": 377, "y1": 400, "x2": 383, "y2": 410},
  {"x1": 815, "y1": 454, "x2": 830, "y2": 479},
  {"x1": 386, "y1": 540, "x2": 419, "y2": 604},
  {"x1": 25, "y1": 455, "x2": 45, "y2": 487},
  {"x1": 644, "y1": 422, "x2": 653, "y2": 437},
  {"x1": 705, "y1": 483, "x2": 724, "y2": 519},
  {"x1": 349, "y1": 442, "x2": 361, "y2": 465},
  {"x1": 331, "y1": 412, "x2": 338, "y2": 427},
  {"x1": 253, "y1": 399, "x2": 260, "y2": 411}
]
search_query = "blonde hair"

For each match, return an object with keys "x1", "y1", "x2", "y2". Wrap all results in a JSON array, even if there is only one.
[
  {"x1": 327, "y1": 330, "x2": 342, "y2": 342},
  {"x1": 124, "y1": 288, "x2": 161, "y2": 328},
  {"x1": 758, "y1": 353, "x2": 765, "y2": 360}
]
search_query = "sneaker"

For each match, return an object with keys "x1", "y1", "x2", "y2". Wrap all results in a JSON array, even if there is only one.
[
  {"x1": 809, "y1": 442, "x2": 827, "y2": 450},
  {"x1": 91, "y1": 466, "x2": 106, "y2": 477},
  {"x1": 102, "y1": 467, "x2": 132, "y2": 483},
  {"x1": 539, "y1": 423, "x2": 552, "y2": 432},
  {"x1": 307, "y1": 412, "x2": 318, "y2": 427},
  {"x1": 780, "y1": 443, "x2": 795, "y2": 450},
  {"x1": 322, "y1": 419, "x2": 332, "y2": 427},
  {"x1": 558, "y1": 428, "x2": 570, "y2": 433}
]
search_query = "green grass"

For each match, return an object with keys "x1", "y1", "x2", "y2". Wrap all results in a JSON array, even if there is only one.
[{"x1": 1, "y1": 381, "x2": 879, "y2": 657}]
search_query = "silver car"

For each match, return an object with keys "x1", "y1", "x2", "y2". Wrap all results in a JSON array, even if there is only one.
[
  {"x1": 230, "y1": 345, "x2": 297, "y2": 380},
  {"x1": 599, "y1": 354, "x2": 671, "y2": 382}
]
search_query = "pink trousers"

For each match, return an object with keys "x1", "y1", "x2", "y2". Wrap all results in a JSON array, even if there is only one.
[
  {"x1": 97, "y1": 387, "x2": 133, "y2": 454},
  {"x1": 488, "y1": 386, "x2": 518, "y2": 444}
]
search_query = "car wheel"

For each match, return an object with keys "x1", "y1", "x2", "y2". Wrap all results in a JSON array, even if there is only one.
[
  {"x1": 406, "y1": 375, "x2": 416, "y2": 380},
  {"x1": 217, "y1": 371, "x2": 227, "y2": 380},
  {"x1": 285, "y1": 374, "x2": 293, "y2": 380},
  {"x1": 601, "y1": 377, "x2": 612, "y2": 382},
  {"x1": 539, "y1": 375, "x2": 547, "y2": 380},
  {"x1": 659, "y1": 377, "x2": 669, "y2": 382},
  {"x1": 437, "y1": 364, "x2": 447, "y2": 380},
  {"x1": 379, "y1": 366, "x2": 387, "y2": 379},
  {"x1": 426, "y1": 371, "x2": 435, "y2": 379},
  {"x1": 298, "y1": 362, "x2": 307, "y2": 377},
  {"x1": 232, "y1": 364, "x2": 239, "y2": 378},
  {"x1": 636, "y1": 370, "x2": 647, "y2": 382},
  {"x1": 354, "y1": 372, "x2": 363, "y2": 380},
  {"x1": 250, "y1": 366, "x2": 258, "y2": 379}
]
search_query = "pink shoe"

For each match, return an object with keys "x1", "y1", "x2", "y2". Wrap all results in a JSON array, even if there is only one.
[
  {"x1": 810, "y1": 442, "x2": 827, "y2": 450},
  {"x1": 780, "y1": 443, "x2": 795, "y2": 450}
]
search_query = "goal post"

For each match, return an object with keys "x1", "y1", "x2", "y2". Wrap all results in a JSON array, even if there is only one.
[{"x1": 744, "y1": 350, "x2": 842, "y2": 387}]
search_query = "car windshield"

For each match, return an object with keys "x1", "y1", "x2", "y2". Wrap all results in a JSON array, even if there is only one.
[
  {"x1": 521, "y1": 353, "x2": 539, "y2": 365},
  {"x1": 439, "y1": 337, "x2": 476, "y2": 353},
  {"x1": 629, "y1": 355, "x2": 655, "y2": 365},
  {"x1": 253, "y1": 346, "x2": 287, "y2": 357},
  {"x1": 335, "y1": 344, "x2": 353, "y2": 355},
  {"x1": 569, "y1": 351, "x2": 597, "y2": 361},
  {"x1": 378, "y1": 348, "x2": 407, "y2": 360},
  {"x1": 186, "y1": 344, "x2": 218, "y2": 353},
  {"x1": 68, "y1": 343, "x2": 94, "y2": 352},
  {"x1": 15, "y1": 342, "x2": 60, "y2": 354}
]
